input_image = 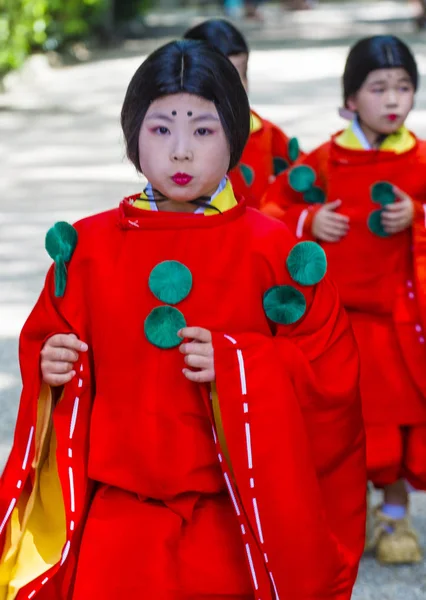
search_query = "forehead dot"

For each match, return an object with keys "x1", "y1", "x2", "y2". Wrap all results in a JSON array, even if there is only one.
[
  {"x1": 172, "y1": 110, "x2": 177, "y2": 116},
  {"x1": 187, "y1": 111, "x2": 193, "y2": 117}
]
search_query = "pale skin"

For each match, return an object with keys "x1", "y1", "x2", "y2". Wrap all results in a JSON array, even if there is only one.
[
  {"x1": 313, "y1": 68, "x2": 415, "y2": 243},
  {"x1": 41, "y1": 94, "x2": 228, "y2": 387}
]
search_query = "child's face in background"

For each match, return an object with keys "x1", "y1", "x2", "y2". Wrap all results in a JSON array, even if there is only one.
[
  {"x1": 139, "y1": 93, "x2": 230, "y2": 202},
  {"x1": 228, "y1": 53, "x2": 249, "y2": 93},
  {"x1": 347, "y1": 68, "x2": 415, "y2": 136}
]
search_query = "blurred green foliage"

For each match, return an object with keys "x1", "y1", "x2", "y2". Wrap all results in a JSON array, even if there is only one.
[{"x1": 0, "y1": 0, "x2": 150, "y2": 76}]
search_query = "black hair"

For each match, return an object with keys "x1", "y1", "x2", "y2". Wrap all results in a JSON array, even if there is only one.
[
  {"x1": 121, "y1": 39, "x2": 250, "y2": 173},
  {"x1": 343, "y1": 35, "x2": 418, "y2": 106},
  {"x1": 184, "y1": 19, "x2": 249, "y2": 58}
]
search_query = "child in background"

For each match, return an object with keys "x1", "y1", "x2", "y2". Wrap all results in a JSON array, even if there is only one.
[
  {"x1": 262, "y1": 34, "x2": 426, "y2": 565},
  {"x1": 184, "y1": 19, "x2": 303, "y2": 208},
  {"x1": 0, "y1": 40, "x2": 365, "y2": 599}
]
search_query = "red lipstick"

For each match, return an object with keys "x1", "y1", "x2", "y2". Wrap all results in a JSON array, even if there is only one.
[
  {"x1": 387, "y1": 114, "x2": 398, "y2": 122},
  {"x1": 172, "y1": 173, "x2": 193, "y2": 186}
]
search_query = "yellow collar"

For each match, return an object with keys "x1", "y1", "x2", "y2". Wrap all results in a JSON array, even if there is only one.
[
  {"x1": 250, "y1": 111, "x2": 263, "y2": 134},
  {"x1": 133, "y1": 178, "x2": 238, "y2": 216},
  {"x1": 335, "y1": 122, "x2": 415, "y2": 154}
]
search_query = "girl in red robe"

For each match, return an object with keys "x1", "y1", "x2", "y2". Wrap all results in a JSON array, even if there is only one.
[
  {"x1": 184, "y1": 19, "x2": 303, "y2": 209},
  {"x1": 262, "y1": 34, "x2": 426, "y2": 565},
  {"x1": 0, "y1": 40, "x2": 365, "y2": 600}
]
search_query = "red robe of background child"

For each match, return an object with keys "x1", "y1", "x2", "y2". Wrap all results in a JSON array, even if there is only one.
[
  {"x1": 228, "y1": 111, "x2": 301, "y2": 209},
  {"x1": 262, "y1": 134, "x2": 426, "y2": 489}
]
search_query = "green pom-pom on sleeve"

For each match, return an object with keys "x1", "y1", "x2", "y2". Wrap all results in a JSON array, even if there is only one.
[
  {"x1": 149, "y1": 261, "x2": 192, "y2": 305},
  {"x1": 263, "y1": 285, "x2": 306, "y2": 325},
  {"x1": 144, "y1": 306, "x2": 186, "y2": 349},
  {"x1": 288, "y1": 165, "x2": 316, "y2": 193},
  {"x1": 239, "y1": 164, "x2": 255, "y2": 186},
  {"x1": 45, "y1": 221, "x2": 78, "y2": 297},
  {"x1": 367, "y1": 209, "x2": 390, "y2": 238},
  {"x1": 303, "y1": 186, "x2": 325, "y2": 204},
  {"x1": 45, "y1": 221, "x2": 77, "y2": 262},
  {"x1": 273, "y1": 157, "x2": 289, "y2": 176},
  {"x1": 286, "y1": 241, "x2": 327, "y2": 286},
  {"x1": 288, "y1": 137, "x2": 300, "y2": 163},
  {"x1": 370, "y1": 181, "x2": 396, "y2": 205}
]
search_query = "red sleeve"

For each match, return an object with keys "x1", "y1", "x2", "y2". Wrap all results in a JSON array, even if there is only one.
[
  {"x1": 261, "y1": 143, "x2": 330, "y2": 240},
  {"x1": 413, "y1": 195, "x2": 426, "y2": 332},
  {"x1": 0, "y1": 253, "x2": 93, "y2": 600},
  {"x1": 211, "y1": 251, "x2": 366, "y2": 599}
]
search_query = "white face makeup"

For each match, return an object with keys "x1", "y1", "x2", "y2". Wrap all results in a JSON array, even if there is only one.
[
  {"x1": 138, "y1": 93, "x2": 231, "y2": 210},
  {"x1": 347, "y1": 68, "x2": 415, "y2": 146}
]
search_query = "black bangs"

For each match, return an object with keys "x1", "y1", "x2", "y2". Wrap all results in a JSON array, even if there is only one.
[{"x1": 343, "y1": 35, "x2": 418, "y2": 105}]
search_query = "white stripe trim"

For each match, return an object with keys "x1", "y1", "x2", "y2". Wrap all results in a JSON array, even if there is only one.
[
  {"x1": 224, "y1": 334, "x2": 237, "y2": 345},
  {"x1": 243, "y1": 402, "x2": 249, "y2": 414},
  {"x1": 212, "y1": 426, "x2": 217, "y2": 444},
  {"x1": 41, "y1": 577, "x2": 49, "y2": 585},
  {"x1": 237, "y1": 349, "x2": 247, "y2": 396},
  {"x1": 0, "y1": 498, "x2": 16, "y2": 535},
  {"x1": 296, "y1": 209, "x2": 309, "y2": 239},
  {"x1": 269, "y1": 571, "x2": 280, "y2": 600},
  {"x1": 252, "y1": 498, "x2": 265, "y2": 544},
  {"x1": 69, "y1": 397, "x2": 80, "y2": 439},
  {"x1": 68, "y1": 467, "x2": 75, "y2": 513},
  {"x1": 245, "y1": 422, "x2": 253, "y2": 469},
  {"x1": 60, "y1": 540, "x2": 71, "y2": 565},
  {"x1": 245, "y1": 543, "x2": 259, "y2": 590},
  {"x1": 22, "y1": 426, "x2": 34, "y2": 470},
  {"x1": 224, "y1": 472, "x2": 241, "y2": 516},
  {"x1": 28, "y1": 591, "x2": 36, "y2": 599},
  {"x1": 17, "y1": 480, "x2": 22, "y2": 489}
]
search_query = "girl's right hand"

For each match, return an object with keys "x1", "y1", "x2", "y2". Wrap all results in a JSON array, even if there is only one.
[
  {"x1": 312, "y1": 200, "x2": 350, "y2": 242},
  {"x1": 41, "y1": 333, "x2": 88, "y2": 386}
]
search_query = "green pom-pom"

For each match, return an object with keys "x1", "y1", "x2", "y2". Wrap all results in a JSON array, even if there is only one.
[
  {"x1": 273, "y1": 157, "x2": 289, "y2": 176},
  {"x1": 239, "y1": 164, "x2": 255, "y2": 186},
  {"x1": 288, "y1": 165, "x2": 316, "y2": 193},
  {"x1": 370, "y1": 181, "x2": 396, "y2": 205},
  {"x1": 367, "y1": 209, "x2": 389, "y2": 238},
  {"x1": 286, "y1": 241, "x2": 327, "y2": 286},
  {"x1": 144, "y1": 306, "x2": 186, "y2": 349},
  {"x1": 288, "y1": 137, "x2": 300, "y2": 163},
  {"x1": 303, "y1": 186, "x2": 325, "y2": 204},
  {"x1": 148, "y1": 261, "x2": 192, "y2": 305},
  {"x1": 45, "y1": 222, "x2": 78, "y2": 298},
  {"x1": 263, "y1": 285, "x2": 306, "y2": 325},
  {"x1": 45, "y1": 222, "x2": 77, "y2": 262}
]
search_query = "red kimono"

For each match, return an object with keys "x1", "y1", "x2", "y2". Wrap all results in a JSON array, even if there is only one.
[
  {"x1": 228, "y1": 111, "x2": 301, "y2": 209},
  {"x1": 0, "y1": 193, "x2": 365, "y2": 600},
  {"x1": 262, "y1": 133, "x2": 426, "y2": 489}
]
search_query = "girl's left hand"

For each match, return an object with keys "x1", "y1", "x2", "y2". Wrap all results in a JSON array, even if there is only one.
[
  {"x1": 179, "y1": 327, "x2": 215, "y2": 383},
  {"x1": 381, "y1": 186, "x2": 414, "y2": 234}
]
